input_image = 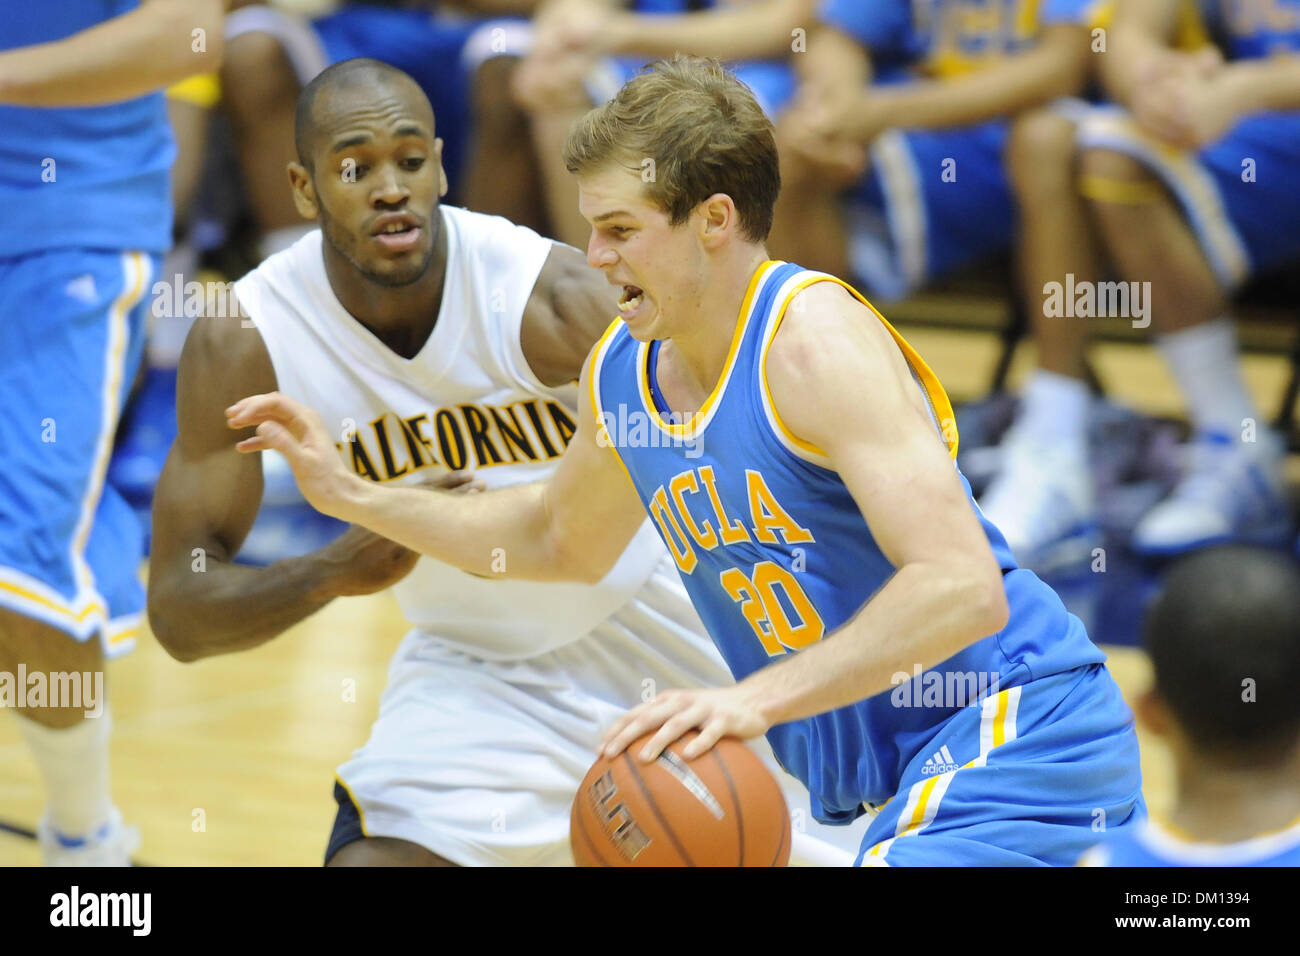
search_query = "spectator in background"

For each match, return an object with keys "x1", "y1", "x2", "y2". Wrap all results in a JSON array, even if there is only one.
[
  {"x1": 1081, "y1": 545, "x2": 1300, "y2": 867},
  {"x1": 983, "y1": 0, "x2": 1300, "y2": 565},
  {"x1": 768, "y1": 0, "x2": 1100, "y2": 296},
  {"x1": 510, "y1": 0, "x2": 812, "y2": 248}
]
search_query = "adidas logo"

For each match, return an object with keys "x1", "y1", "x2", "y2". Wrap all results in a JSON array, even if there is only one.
[
  {"x1": 920, "y1": 745, "x2": 959, "y2": 776},
  {"x1": 65, "y1": 274, "x2": 97, "y2": 304}
]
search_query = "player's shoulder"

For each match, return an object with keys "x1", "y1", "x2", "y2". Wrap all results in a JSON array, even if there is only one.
[
  {"x1": 767, "y1": 275, "x2": 902, "y2": 390},
  {"x1": 442, "y1": 203, "x2": 550, "y2": 256},
  {"x1": 179, "y1": 311, "x2": 275, "y2": 399}
]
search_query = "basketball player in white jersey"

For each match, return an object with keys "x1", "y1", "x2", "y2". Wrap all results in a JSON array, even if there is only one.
[{"x1": 147, "y1": 58, "x2": 865, "y2": 866}]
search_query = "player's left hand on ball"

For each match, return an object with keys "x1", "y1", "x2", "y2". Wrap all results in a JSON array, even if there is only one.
[
  {"x1": 601, "y1": 686, "x2": 770, "y2": 763},
  {"x1": 226, "y1": 392, "x2": 357, "y2": 518}
]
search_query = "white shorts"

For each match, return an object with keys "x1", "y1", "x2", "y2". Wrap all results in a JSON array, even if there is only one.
[{"x1": 334, "y1": 558, "x2": 870, "y2": 866}]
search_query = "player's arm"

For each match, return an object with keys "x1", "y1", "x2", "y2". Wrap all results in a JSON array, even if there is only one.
[
  {"x1": 148, "y1": 312, "x2": 430, "y2": 662},
  {"x1": 1098, "y1": 0, "x2": 1186, "y2": 107},
  {"x1": 604, "y1": 283, "x2": 1009, "y2": 760},
  {"x1": 736, "y1": 284, "x2": 1010, "y2": 719},
  {"x1": 1211, "y1": 53, "x2": 1300, "y2": 112},
  {"x1": 836, "y1": 23, "x2": 1091, "y2": 140},
  {"x1": 521, "y1": 242, "x2": 623, "y2": 387},
  {"x1": 0, "y1": 0, "x2": 225, "y2": 106},
  {"x1": 226, "y1": 348, "x2": 648, "y2": 584},
  {"x1": 589, "y1": 0, "x2": 815, "y2": 63}
]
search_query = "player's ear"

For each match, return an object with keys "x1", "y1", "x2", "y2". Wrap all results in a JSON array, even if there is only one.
[
  {"x1": 698, "y1": 193, "x2": 733, "y2": 249},
  {"x1": 1134, "y1": 688, "x2": 1170, "y2": 737},
  {"x1": 435, "y1": 137, "x2": 448, "y2": 198},
  {"x1": 288, "y1": 162, "x2": 318, "y2": 220}
]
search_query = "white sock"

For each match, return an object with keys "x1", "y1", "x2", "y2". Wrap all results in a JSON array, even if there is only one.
[
  {"x1": 259, "y1": 224, "x2": 314, "y2": 261},
  {"x1": 17, "y1": 705, "x2": 115, "y2": 839},
  {"x1": 1157, "y1": 318, "x2": 1257, "y2": 436},
  {"x1": 1016, "y1": 369, "x2": 1090, "y2": 452}
]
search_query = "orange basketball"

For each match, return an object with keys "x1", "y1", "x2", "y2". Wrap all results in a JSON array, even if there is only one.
[{"x1": 570, "y1": 730, "x2": 791, "y2": 867}]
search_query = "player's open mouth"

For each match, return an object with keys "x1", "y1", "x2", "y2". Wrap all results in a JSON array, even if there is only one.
[
  {"x1": 371, "y1": 215, "x2": 421, "y2": 252},
  {"x1": 619, "y1": 285, "x2": 645, "y2": 316}
]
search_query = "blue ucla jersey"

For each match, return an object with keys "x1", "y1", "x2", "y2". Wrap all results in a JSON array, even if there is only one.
[
  {"x1": 0, "y1": 4, "x2": 174, "y2": 257},
  {"x1": 591, "y1": 261, "x2": 1105, "y2": 821},
  {"x1": 1084, "y1": 817, "x2": 1300, "y2": 867},
  {"x1": 1196, "y1": 0, "x2": 1300, "y2": 58},
  {"x1": 817, "y1": 0, "x2": 1108, "y2": 77}
]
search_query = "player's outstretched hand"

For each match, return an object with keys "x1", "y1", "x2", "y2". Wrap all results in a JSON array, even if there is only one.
[
  {"x1": 601, "y1": 687, "x2": 770, "y2": 763},
  {"x1": 314, "y1": 471, "x2": 485, "y2": 597},
  {"x1": 226, "y1": 391, "x2": 358, "y2": 518}
]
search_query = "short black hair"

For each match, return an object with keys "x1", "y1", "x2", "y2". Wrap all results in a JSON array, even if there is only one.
[
  {"x1": 294, "y1": 58, "x2": 429, "y2": 170},
  {"x1": 1144, "y1": 544, "x2": 1300, "y2": 764}
]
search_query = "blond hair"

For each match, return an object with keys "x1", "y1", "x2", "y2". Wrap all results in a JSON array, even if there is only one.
[{"x1": 563, "y1": 55, "x2": 780, "y2": 242}]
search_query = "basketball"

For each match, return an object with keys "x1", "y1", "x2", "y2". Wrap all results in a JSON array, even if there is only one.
[{"x1": 570, "y1": 731, "x2": 791, "y2": 867}]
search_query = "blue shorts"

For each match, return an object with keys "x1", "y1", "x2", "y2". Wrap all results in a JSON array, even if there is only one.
[
  {"x1": 847, "y1": 118, "x2": 1014, "y2": 300},
  {"x1": 844, "y1": 96, "x2": 1100, "y2": 299},
  {"x1": 856, "y1": 663, "x2": 1146, "y2": 866},
  {"x1": 0, "y1": 249, "x2": 156, "y2": 656},
  {"x1": 1076, "y1": 104, "x2": 1300, "y2": 290}
]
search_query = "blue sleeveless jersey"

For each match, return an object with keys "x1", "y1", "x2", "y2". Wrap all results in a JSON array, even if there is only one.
[
  {"x1": 0, "y1": 4, "x2": 174, "y2": 257},
  {"x1": 591, "y1": 261, "x2": 1104, "y2": 821},
  {"x1": 1085, "y1": 817, "x2": 1300, "y2": 867}
]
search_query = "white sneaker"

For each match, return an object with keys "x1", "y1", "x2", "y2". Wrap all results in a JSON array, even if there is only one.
[
  {"x1": 978, "y1": 427, "x2": 1100, "y2": 573},
  {"x1": 1132, "y1": 429, "x2": 1290, "y2": 556},
  {"x1": 38, "y1": 808, "x2": 139, "y2": 867}
]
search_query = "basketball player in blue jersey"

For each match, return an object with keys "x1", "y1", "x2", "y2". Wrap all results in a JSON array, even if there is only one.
[
  {"x1": 228, "y1": 55, "x2": 1145, "y2": 866},
  {"x1": 0, "y1": 2, "x2": 224, "y2": 865},
  {"x1": 986, "y1": 0, "x2": 1300, "y2": 563},
  {"x1": 1082, "y1": 546, "x2": 1300, "y2": 867}
]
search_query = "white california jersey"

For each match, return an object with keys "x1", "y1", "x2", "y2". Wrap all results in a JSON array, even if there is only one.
[{"x1": 234, "y1": 205, "x2": 666, "y2": 660}]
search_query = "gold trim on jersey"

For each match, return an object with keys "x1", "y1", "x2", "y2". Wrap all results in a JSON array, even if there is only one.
[
  {"x1": 334, "y1": 774, "x2": 371, "y2": 840},
  {"x1": 758, "y1": 270, "x2": 960, "y2": 467},
  {"x1": 588, "y1": 316, "x2": 639, "y2": 490},
  {"x1": 635, "y1": 260, "x2": 782, "y2": 439},
  {"x1": 1141, "y1": 811, "x2": 1300, "y2": 862}
]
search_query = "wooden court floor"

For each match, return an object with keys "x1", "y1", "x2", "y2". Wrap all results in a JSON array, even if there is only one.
[{"x1": 0, "y1": 329, "x2": 1292, "y2": 865}]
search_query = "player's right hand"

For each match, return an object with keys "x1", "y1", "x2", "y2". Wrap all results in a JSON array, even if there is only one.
[
  {"x1": 314, "y1": 474, "x2": 485, "y2": 598},
  {"x1": 226, "y1": 391, "x2": 358, "y2": 519}
]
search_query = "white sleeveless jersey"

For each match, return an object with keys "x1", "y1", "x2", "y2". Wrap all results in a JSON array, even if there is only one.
[{"x1": 233, "y1": 205, "x2": 667, "y2": 660}]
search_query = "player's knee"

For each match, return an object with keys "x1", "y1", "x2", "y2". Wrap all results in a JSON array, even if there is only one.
[
  {"x1": 1006, "y1": 110, "x2": 1077, "y2": 199},
  {"x1": 219, "y1": 31, "x2": 300, "y2": 124},
  {"x1": 1078, "y1": 147, "x2": 1169, "y2": 219},
  {"x1": 0, "y1": 609, "x2": 105, "y2": 729},
  {"x1": 325, "y1": 836, "x2": 458, "y2": 867},
  {"x1": 1079, "y1": 147, "x2": 1154, "y2": 186}
]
